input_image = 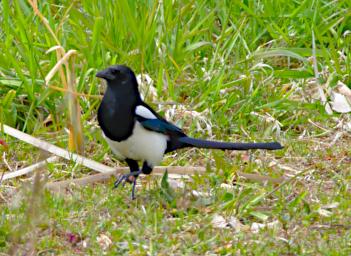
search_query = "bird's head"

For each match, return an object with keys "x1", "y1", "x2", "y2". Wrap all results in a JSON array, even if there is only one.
[{"x1": 96, "y1": 65, "x2": 137, "y2": 86}]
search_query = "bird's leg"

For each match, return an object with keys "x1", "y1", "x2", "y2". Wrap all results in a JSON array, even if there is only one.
[
  {"x1": 113, "y1": 160, "x2": 154, "y2": 199},
  {"x1": 113, "y1": 169, "x2": 142, "y2": 187},
  {"x1": 141, "y1": 161, "x2": 153, "y2": 174},
  {"x1": 114, "y1": 159, "x2": 141, "y2": 199}
]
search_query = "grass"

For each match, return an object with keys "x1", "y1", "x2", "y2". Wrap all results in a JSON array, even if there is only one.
[{"x1": 1, "y1": 0, "x2": 351, "y2": 254}]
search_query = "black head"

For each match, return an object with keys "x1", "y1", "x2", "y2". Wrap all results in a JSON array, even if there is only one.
[{"x1": 96, "y1": 65, "x2": 137, "y2": 86}]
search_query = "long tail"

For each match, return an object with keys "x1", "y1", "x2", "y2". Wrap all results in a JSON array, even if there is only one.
[{"x1": 178, "y1": 137, "x2": 283, "y2": 150}]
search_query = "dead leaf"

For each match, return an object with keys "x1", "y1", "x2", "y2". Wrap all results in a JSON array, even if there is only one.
[
  {"x1": 220, "y1": 183, "x2": 235, "y2": 190},
  {"x1": 321, "y1": 202, "x2": 339, "y2": 209},
  {"x1": 227, "y1": 216, "x2": 243, "y2": 232},
  {"x1": 97, "y1": 234, "x2": 112, "y2": 251},
  {"x1": 337, "y1": 81, "x2": 351, "y2": 99},
  {"x1": 191, "y1": 190, "x2": 211, "y2": 197},
  {"x1": 250, "y1": 220, "x2": 281, "y2": 233},
  {"x1": 330, "y1": 91, "x2": 351, "y2": 113},
  {"x1": 136, "y1": 73, "x2": 157, "y2": 101},
  {"x1": 168, "y1": 179, "x2": 185, "y2": 189},
  {"x1": 163, "y1": 105, "x2": 213, "y2": 136},
  {"x1": 211, "y1": 214, "x2": 243, "y2": 232},
  {"x1": 317, "y1": 208, "x2": 332, "y2": 217},
  {"x1": 241, "y1": 153, "x2": 250, "y2": 163},
  {"x1": 211, "y1": 214, "x2": 228, "y2": 229}
]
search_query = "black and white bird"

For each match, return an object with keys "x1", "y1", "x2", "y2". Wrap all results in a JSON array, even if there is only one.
[{"x1": 96, "y1": 65, "x2": 283, "y2": 199}]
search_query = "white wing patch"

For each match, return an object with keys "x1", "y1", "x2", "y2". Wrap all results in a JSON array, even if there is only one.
[{"x1": 135, "y1": 105, "x2": 157, "y2": 119}]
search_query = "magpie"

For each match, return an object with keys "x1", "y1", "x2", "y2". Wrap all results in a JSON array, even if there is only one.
[{"x1": 96, "y1": 65, "x2": 283, "y2": 199}]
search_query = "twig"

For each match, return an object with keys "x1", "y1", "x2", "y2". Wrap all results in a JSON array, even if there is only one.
[
  {"x1": 242, "y1": 168, "x2": 314, "y2": 211},
  {"x1": 45, "y1": 167, "x2": 197, "y2": 192},
  {"x1": 45, "y1": 50, "x2": 77, "y2": 84},
  {"x1": 2, "y1": 152, "x2": 13, "y2": 172},
  {"x1": 27, "y1": 0, "x2": 61, "y2": 45},
  {"x1": 1, "y1": 156, "x2": 59, "y2": 181},
  {"x1": 29, "y1": 0, "x2": 84, "y2": 154},
  {"x1": 276, "y1": 163, "x2": 299, "y2": 174},
  {"x1": 45, "y1": 172, "x2": 116, "y2": 192},
  {"x1": 308, "y1": 118, "x2": 330, "y2": 133},
  {"x1": 48, "y1": 84, "x2": 102, "y2": 99},
  {"x1": 237, "y1": 171, "x2": 285, "y2": 184},
  {"x1": 2, "y1": 123, "x2": 114, "y2": 173},
  {"x1": 1, "y1": 124, "x2": 206, "y2": 175}
]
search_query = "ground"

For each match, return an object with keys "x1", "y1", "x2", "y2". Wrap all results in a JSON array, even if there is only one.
[{"x1": 1, "y1": 120, "x2": 350, "y2": 255}]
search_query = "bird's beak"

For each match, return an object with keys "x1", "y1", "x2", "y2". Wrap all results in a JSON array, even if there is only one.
[
  {"x1": 96, "y1": 69, "x2": 112, "y2": 80},
  {"x1": 96, "y1": 70, "x2": 107, "y2": 79}
]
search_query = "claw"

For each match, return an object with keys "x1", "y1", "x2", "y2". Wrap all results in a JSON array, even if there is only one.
[
  {"x1": 113, "y1": 175, "x2": 127, "y2": 188},
  {"x1": 113, "y1": 170, "x2": 142, "y2": 199}
]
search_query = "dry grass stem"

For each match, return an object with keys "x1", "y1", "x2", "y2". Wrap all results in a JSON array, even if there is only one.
[{"x1": 2, "y1": 156, "x2": 59, "y2": 181}]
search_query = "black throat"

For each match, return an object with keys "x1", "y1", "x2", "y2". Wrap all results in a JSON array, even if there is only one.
[{"x1": 98, "y1": 81, "x2": 142, "y2": 142}]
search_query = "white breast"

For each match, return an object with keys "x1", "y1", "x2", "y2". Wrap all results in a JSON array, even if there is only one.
[{"x1": 103, "y1": 122, "x2": 168, "y2": 167}]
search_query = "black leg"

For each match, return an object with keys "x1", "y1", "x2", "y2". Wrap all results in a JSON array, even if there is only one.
[
  {"x1": 113, "y1": 158, "x2": 142, "y2": 199},
  {"x1": 126, "y1": 158, "x2": 139, "y2": 173},
  {"x1": 113, "y1": 169, "x2": 142, "y2": 199},
  {"x1": 141, "y1": 161, "x2": 153, "y2": 174}
]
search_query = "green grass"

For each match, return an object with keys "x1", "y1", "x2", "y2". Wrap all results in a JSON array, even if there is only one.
[{"x1": 1, "y1": 0, "x2": 351, "y2": 254}]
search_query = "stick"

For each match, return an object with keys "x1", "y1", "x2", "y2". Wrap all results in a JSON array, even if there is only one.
[
  {"x1": 2, "y1": 156, "x2": 59, "y2": 181},
  {"x1": 45, "y1": 168, "x2": 198, "y2": 192},
  {"x1": 237, "y1": 171, "x2": 285, "y2": 184},
  {"x1": 45, "y1": 170, "x2": 116, "y2": 192},
  {"x1": 1, "y1": 124, "x2": 206, "y2": 175},
  {"x1": 2, "y1": 124, "x2": 114, "y2": 173}
]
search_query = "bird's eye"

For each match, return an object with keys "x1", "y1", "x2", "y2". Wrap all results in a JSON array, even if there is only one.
[
  {"x1": 112, "y1": 69, "x2": 121, "y2": 75},
  {"x1": 111, "y1": 69, "x2": 128, "y2": 82}
]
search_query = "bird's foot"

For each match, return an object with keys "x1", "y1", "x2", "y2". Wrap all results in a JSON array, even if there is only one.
[{"x1": 114, "y1": 170, "x2": 142, "y2": 200}]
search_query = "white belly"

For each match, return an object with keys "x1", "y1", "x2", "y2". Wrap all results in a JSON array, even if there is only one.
[{"x1": 103, "y1": 122, "x2": 168, "y2": 167}]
